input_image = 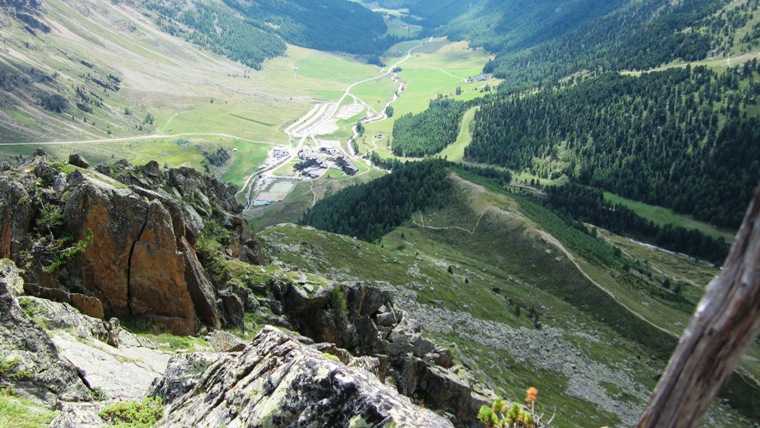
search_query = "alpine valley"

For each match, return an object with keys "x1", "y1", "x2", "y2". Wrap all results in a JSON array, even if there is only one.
[{"x1": 0, "y1": 0, "x2": 759, "y2": 427}]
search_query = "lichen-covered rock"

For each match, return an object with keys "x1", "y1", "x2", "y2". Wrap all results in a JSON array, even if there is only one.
[
  {"x1": 206, "y1": 330, "x2": 246, "y2": 352},
  {"x1": 0, "y1": 262, "x2": 91, "y2": 406},
  {"x1": 160, "y1": 326, "x2": 453, "y2": 427},
  {"x1": 149, "y1": 352, "x2": 227, "y2": 405},
  {"x1": 16, "y1": 295, "x2": 170, "y2": 401},
  {"x1": 1, "y1": 157, "x2": 266, "y2": 334}
]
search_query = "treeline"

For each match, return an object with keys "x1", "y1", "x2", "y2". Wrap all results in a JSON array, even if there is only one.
[
  {"x1": 466, "y1": 64, "x2": 760, "y2": 228},
  {"x1": 300, "y1": 160, "x2": 452, "y2": 242},
  {"x1": 370, "y1": 152, "x2": 403, "y2": 171},
  {"x1": 454, "y1": 164, "x2": 512, "y2": 186},
  {"x1": 222, "y1": 0, "x2": 396, "y2": 57},
  {"x1": 545, "y1": 183, "x2": 729, "y2": 264},
  {"x1": 378, "y1": 0, "x2": 473, "y2": 27},
  {"x1": 391, "y1": 97, "x2": 474, "y2": 157},
  {"x1": 142, "y1": 0, "x2": 400, "y2": 69},
  {"x1": 144, "y1": 0, "x2": 285, "y2": 70},
  {"x1": 475, "y1": 0, "x2": 759, "y2": 89}
]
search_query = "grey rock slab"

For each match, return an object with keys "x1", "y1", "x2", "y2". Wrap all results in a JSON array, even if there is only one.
[
  {"x1": 51, "y1": 331, "x2": 170, "y2": 400},
  {"x1": 160, "y1": 326, "x2": 452, "y2": 428}
]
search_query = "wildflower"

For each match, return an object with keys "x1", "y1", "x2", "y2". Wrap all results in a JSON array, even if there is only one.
[{"x1": 526, "y1": 387, "x2": 538, "y2": 403}]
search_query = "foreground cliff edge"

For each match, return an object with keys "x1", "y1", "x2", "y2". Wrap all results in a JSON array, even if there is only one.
[{"x1": 0, "y1": 151, "x2": 489, "y2": 426}]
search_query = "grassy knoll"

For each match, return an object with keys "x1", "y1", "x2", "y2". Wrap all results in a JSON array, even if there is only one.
[
  {"x1": 157, "y1": 101, "x2": 293, "y2": 145},
  {"x1": 0, "y1": 390, "x2": 58, "y2": 428},
  {"x1": 604, "y1": 192, "x2": 736, "y2": 243},
  {"x1": 349, "y1": 78, "x2": 399, "y2": 112},
  {"x1": 292, "y1": 52, "x2": 381, "y2": 85}
]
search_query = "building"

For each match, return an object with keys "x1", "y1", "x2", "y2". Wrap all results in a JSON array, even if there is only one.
[{"x1": 332, "y1": 155, "x2": 359, "y2": 175}]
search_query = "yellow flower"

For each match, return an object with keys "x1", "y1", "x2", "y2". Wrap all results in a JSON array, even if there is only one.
[{"x1": 526, "y1": 387, "x2": 538, "y2": 403}]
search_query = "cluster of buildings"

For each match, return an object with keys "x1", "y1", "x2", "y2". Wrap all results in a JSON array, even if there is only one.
[{"x1": 295, "y1": 147, "x2": 358, "y2": 178}]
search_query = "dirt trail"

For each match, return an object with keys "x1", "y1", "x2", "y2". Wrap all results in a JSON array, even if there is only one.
[
  {"x1": 412, "y1": 208, "x2": 492, "y2": 235},
  {"x1": 417, "y1": 175, "x2": 680, "y2": 339}
]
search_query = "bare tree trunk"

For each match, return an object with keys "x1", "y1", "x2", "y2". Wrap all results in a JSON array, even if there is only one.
[{"x1": 638, "y1": 184, "x2": 760, "y2": 428}]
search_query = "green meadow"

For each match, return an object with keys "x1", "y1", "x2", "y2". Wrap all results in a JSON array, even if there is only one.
[{"x1": 604, "y1": 192, "x2": 736, "y2": 243}]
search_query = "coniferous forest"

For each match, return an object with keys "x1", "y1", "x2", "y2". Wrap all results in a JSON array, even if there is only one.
[
  {"x1": 544, "y1": 184, "x2": 729, "y2": 264},
  {"x1": 300, "y1": 160, "x2": 452, "y2": 242},
  {"x1": 391, "y1": 98, "x2": 475, "y2": 157},
  {"x1": 141, "y1": 0, "x2": 399, "y2": 69},
  {"x1": 466, "y1": 63, "x2": 760, "y2": 229}
]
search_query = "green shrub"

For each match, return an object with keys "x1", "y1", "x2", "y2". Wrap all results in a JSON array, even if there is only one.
[
  {"x1": 98, "y1": 397, "x2": 163, "y2": 427},
  {"x1": 331, "y1": 286, "x2": 349, "y2": 327},
  {"x1": 18, "y1": 298, "x2": 40, "y2": 318},
  {"x1": 0, "y1": 357, "x2": 32, "y2": 382}
]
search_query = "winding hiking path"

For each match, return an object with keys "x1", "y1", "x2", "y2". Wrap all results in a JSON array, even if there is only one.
[{"x1": 413, "y1": 176, "x2": 681, "y2": 339}]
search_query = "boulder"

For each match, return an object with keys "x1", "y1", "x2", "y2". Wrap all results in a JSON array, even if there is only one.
[
  {"x1": 218, "y1": 289, "x2": 245, "y2": 331},
  {"x1": 150, "y1": 352, "x2": 227, "y2": 405},
  {"x1": 206, "y1": 330, "x2": 245, "y2": 352},
  {"x1": 50, "y1": 402, "x2": 108, "y2": 428},
  {"x1": 53, "y1": 172, "x2": 67, "y2": 192},
  {"x1": 418, "y1": 365, "x2": 491, "y2": 424},
  {"x1": 159, "y1": 327, "x2": 453, "y2": 427},
  {"x1": 68, "y1": 153, "x2": 90, "y2": 169}
]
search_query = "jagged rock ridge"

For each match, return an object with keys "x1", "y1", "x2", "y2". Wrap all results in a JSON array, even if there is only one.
[{"x1": 0, "y1": 151, "x2": 265, "y2": 335}]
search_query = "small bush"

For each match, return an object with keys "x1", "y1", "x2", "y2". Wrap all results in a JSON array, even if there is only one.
[
  {"x1": 18, "y1": 298, "x2": 40, "y2": 318},
  {"x1": 0, "y1": 357, "x2": 33, "y2": 382},
  {"x1": 331, "y1": 286, "x2": 349, "y2": 326},
  {"x1": 98, "y1": 397, "x2": 163, "y2": 427}
]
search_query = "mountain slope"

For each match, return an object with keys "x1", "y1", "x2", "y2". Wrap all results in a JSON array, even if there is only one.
[
  {"x1": 279, "y1": 163, "x2": 760, "y2": 425},
  {"x1": 0, "y1": 0, "x2": 396, "y2": 143},
  {"x1": 379, "y1": 0, "x2": 760, "y2": 88},
  {"x1": 466, "y1": 64, "x2": 760, "y2": 229}
]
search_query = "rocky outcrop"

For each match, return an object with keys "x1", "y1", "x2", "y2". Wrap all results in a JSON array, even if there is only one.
[
  {"x1": 149, "y1": 352, "x2": 226, "y2": 405},
  {"x1": 61, "y1": 178, "x2": 202, "y2": 334},
  {"x1": 26, "y1": 295, "x2": 173, "y2": 400},
  {"x1": 0, "y1": 262, "x2": 91, "y2": 406},
  {"x1": 264, "y1": 280, "x2": 488, "y2": 426},
  {"x1": 157, "y1": 326, "x2": 453, "y2": 427},
  {"x1": 0, "y1": 153, "x2": 266, "y2": 335}
]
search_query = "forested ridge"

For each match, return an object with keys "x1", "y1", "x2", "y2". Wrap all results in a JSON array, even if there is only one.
[
  {"x1": 222, "y1": 0, "x2": 400, "y2": 57},
  {"x1": 544, "y1": 184, "x2": 730, "y2": 264},
  {"x1": 391, "y1": 97, "x2": 476, "y2": 157},
  {"x1": 482, "y1": 0, "x2": 723, "y2": 87},
  {"x1": 142, "y1": 0, "x2": 285, "y2": 70},
  {"x1": 466, "y1": 63, "x2": 760, "y2": 229},
  {"x1": 140, "y1": 0, "x2": 398, "y2": 69},
  {"x1": 381, "y1": 0, "x2": 760, "y2": 89},
  {"x1": 300, "y1": 160, "x2": 453, "y2": 242}
]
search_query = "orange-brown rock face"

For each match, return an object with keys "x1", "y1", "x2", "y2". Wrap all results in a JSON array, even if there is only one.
[
  {"x1": 65, "y1": 186, "x2": 143, "y2": 313},
  {"x1": 63, "y1": 184, "x2": 213, "y2": 335},
  {"x1": 128, "y1": 201, "x2": 196, "y2": 324},
  {"x1": 0, "y1": 156, "x2": 255, "y2": 335}
]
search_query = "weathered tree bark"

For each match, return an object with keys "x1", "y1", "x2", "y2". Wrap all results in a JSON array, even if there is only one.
[{"x1": 638, "y1": 184, "x2": 760, "y2": 428}]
